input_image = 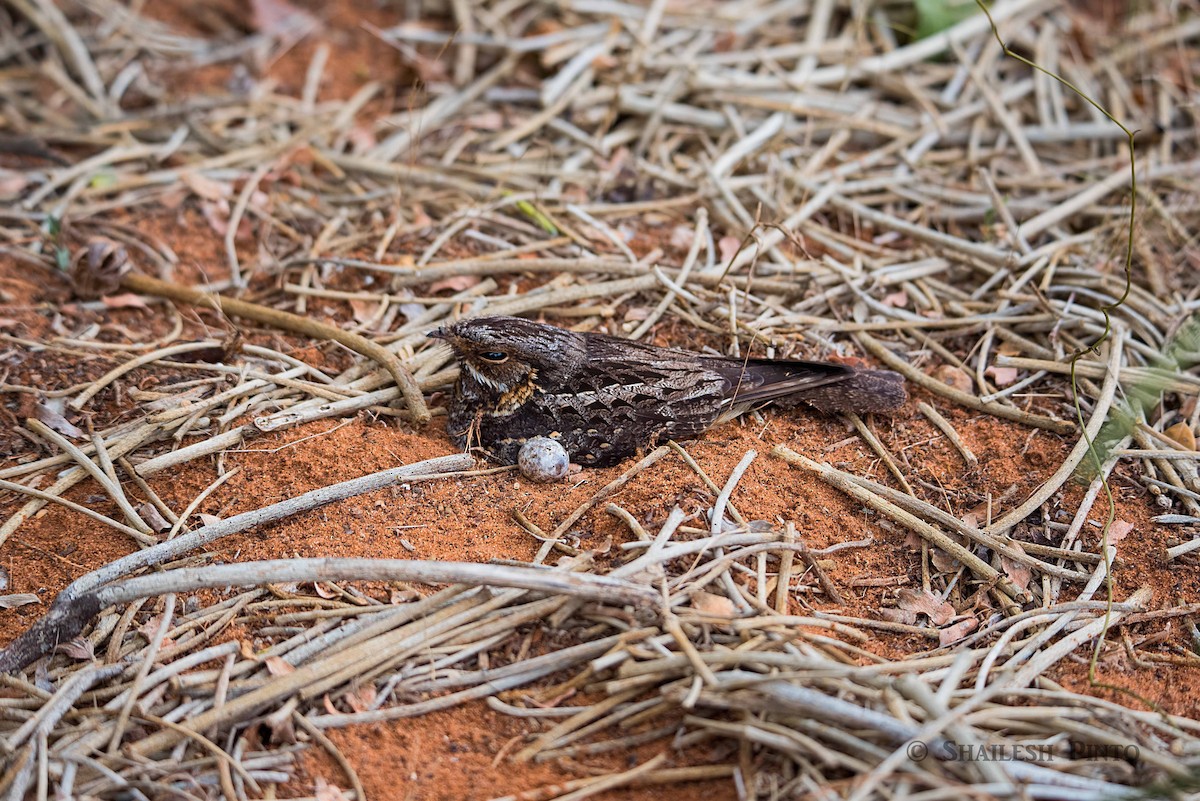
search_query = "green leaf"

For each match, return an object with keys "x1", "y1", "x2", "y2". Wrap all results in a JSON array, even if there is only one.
[
  {"x1": 514, "y1": 199, "x2": 558, "y2": 235},
  {"x1": 915, "y1": 0, "x2": 979, "y2": 39},
  {"x1": 89, "y1": 170, "x2": 116, "y2": 189}
]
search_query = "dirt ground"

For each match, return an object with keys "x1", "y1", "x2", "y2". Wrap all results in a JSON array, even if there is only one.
[
  {"x1": 2, "y1": 1, "x2": 1199, "y2": 799},
  {"x1": 4, "y1": 230, "x2": 1199, "y2": 798}
]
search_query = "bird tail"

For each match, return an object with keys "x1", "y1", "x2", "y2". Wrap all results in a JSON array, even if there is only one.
[
  {"x1": 713, "y1": 356, "x2": 908, "y2": 422},
  {"x1": 776, "y1": 369, "x2": 908, "y2": 414}
]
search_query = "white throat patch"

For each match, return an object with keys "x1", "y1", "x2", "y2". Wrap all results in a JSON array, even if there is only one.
[{"x1": 464, "y1": 361, "x2": 508, "y2": 393}]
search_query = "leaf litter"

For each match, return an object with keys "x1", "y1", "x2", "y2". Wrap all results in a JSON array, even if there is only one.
[{"x1": 1, "y1": 0, "x2": 1199, "y2": 799}]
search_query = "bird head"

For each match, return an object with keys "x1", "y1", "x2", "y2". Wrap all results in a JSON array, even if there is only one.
[{"x1": 428, "y1": 316, "x2": 586, "y2": 394}]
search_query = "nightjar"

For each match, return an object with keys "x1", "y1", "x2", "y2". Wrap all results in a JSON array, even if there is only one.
[{"x1": 430, "y1": 316, "x2": 907, "y2": 467}]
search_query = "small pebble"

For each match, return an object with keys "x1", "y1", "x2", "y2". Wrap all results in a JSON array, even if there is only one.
[{"x1": 518, "y1": 437, "x2": 570, "y2": 483}]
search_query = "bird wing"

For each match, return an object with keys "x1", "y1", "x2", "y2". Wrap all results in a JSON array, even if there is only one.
[
  {"x1": 543, "y1": 334, "x2": 726, "y2": 440},
  {"x1": 703, "y1": 356, "x2": 855, "y2": 407}
]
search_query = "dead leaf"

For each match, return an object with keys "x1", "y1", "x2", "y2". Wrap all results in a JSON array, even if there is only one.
[
  {"x1": 343, "y1": 683, "x2": 377, "y2": 713},
  {"x1": 878, "y1": 607, "x2": 917, "y2": 625},
  {"x1": 390, "y1": 587, "x2": 420, "y2": 604},
  {"x1": 200, "y1": 198, "x2": 232, "y2": 236},
  {"x1": 100, "y1": 293, "x2": 150, "y2": 310},
  {"x1": 929, "y1": 548, "x2": 959, "y2": 573},
  {"x1": 263, "y1": 701, "x2": 297, "y2": 744},
  {"x1": 0, "y1": 593, "x2": 41, "y2": 609},
  {"x1": 168, "y1": 343, "x2": 230, "y2": 364},
  {"x1": 938, "y1": 617, "x2": 978, "y2": 646},
  {"x1": 985, "y1": 366, "x2": 1019, "y2": 387},
  {"x1": 882, "y1": 290, "x2": 908, "y2": 308},
  {"x1": 465, "y1": 112, "x2": 504, "y2": 132},
  {"x1": 1000, "y1": 554, "x2": 1032, "y2": 592},
  {"x1": 410, "y1": 204, "x2": 434, "y2": 228},
  {"x1": 397, "y1": 302, "x2": 426, "y2": 323},
  {"x1": 691, "y1": 591, "x2": 736, "y2": 619},
  {"x1": 1105, "y1": 519, "x2": 1135, "y2": 545},
  {"x1": 136, "y1": 502, "x2": 171, "y2": 533},
  {"x1": 139, "y1": 383, "x2": 213, "y2": 412},
  {"x1": 996, "y1": 341, "x2": 1023, "y2": 357},
  {"x1": 411, "y1": 52, "x2": 449, "y2": 83},
  {"x1": 0, "y1": 172, "x2": 29, "y2": 196},
  {"x1": 56, "y1": 636, "x2": 95, "y2": 660},
  {"x1": 623, "y1": 306, "x2": 651, "y2": 322},
  {"x1": 313, "y1": 582, "x2": 339, "y2": 599},
  {"x1": 197, "y1": 513, "x2": 222, "y2": 527},
  {"x1": 961, "y1": 502, "x2": 988, "y2": 530},
  {"x1": 35, "y1": 401, "x2": 84, "y2": 439},
  {"x1": 159, "y1": 184, "x2": 187, "y2": 209},
  {"x1": 896, "y1": 588, "x2": 955, "y2": 626},
  {"x1": 136, "y1": 617, "x2": 176, "y2": 650},
  {"x1": 265, "y1": 656, "x2": 296, "y2": 676},
  {"x1": 349, "y1": 298, "x2": 382, "y2": 326},
  {"x1": 591, "y1": 53, "x2": 618, "y2": 70},
  {"x1": 315, "y1": 777, "x2": 352, "y2": 801},
  {"x1": 345, "y1": 125, "x2": 377, "y2": 153},
  {"x1": 429, "y1": 275, "x2": 481, "y2": 294},
  {"x1": 34, "y1": 663, "x2": 52, "y2": 693},
  {"x1": 669, "y1": 224, "x2": 695, "y2": 250},
  {"x1": 717, "y1": 236, "x2": 741, "y2": 265},
  {"x1": 931, "y1": 365, "x2": 973, "y2": 394},
  {"x1": 251, "y1": 0, "x2": 318, "y2": 41},
  {"x1": 179, "y1": 171, "x2": 230, "y2": 201},
  {"x1": 713, "y1": 30, "x2": 739, "y2": 51},
  {"x1": 1164, "y1": 422, "x2": 1196, "y2": 451}
]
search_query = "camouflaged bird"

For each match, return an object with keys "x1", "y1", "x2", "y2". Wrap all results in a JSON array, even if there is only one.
[{"x1": 430, "y1": 316, "x2": 907, "y2": 467}]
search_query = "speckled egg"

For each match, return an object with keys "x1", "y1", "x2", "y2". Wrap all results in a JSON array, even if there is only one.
[{"x1": 518, "y1": 437, "x2": 570, "y2": 483}]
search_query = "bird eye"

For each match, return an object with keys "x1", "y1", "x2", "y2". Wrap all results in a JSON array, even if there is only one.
[{"x1": 478, "y1": 351, "x2": 509, "y2": 363}]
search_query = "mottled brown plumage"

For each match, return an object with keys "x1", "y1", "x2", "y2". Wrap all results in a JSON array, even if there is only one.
[{"x1": 430, "y1": 316, "x2": 907, "y2": 467}]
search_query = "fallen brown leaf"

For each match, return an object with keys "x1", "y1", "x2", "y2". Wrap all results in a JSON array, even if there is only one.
[
  {"x1": 429, "y1": 274, "x2": 482, "y2": 294},
  {"x1": 136, "y1": 502, "x2": 171, "y2": 533},
  {"x1": 100, "y1": 293, "x2": 151, "y2": 310},
  {"x1": 343, "y1": 683, "x2": 377, "y2": 713},
  {"x1": 315, "y1": 777, "x2": 352, "y2": 801},
  {"x1": 691, "y1": 590, "x2": 736, "y2": 619},
  {"x1": 0, "y1": 593, "x2": 41, "y2": 610},
  {"x1": 1105, "y1": 519, "x2": 1135, "y2": 546},
  {"x1": 1164, "y1": 422, "x2": 1196, "y2": 451},
  {"x1": 1000, "y1": 553, "x2": 1033, "y2": 592},
  {"x1": 939, "y1": 617, "x2": 978, "y2": 646},
  {"x1": 265, "y1": 656, "x2": 296, "y2": 676},
  {"x1": 56, "y1": 636, "x2": 95, "y2": 660},
  {"x1": 896, "y1": 588, "x2": 955, "y2": 626},
  {"x1": 931, "y1": 365, "x2": 973, "y2": 394},
  {"x1": 35, "y1": 401, "x2": 84, "y2": 439},
  {"x1": 717, "y1": 236, "x2": 741, "y2": 264},
  {"x1": 985, "y1": 365, "x2": 1020, "y2": 386}
]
